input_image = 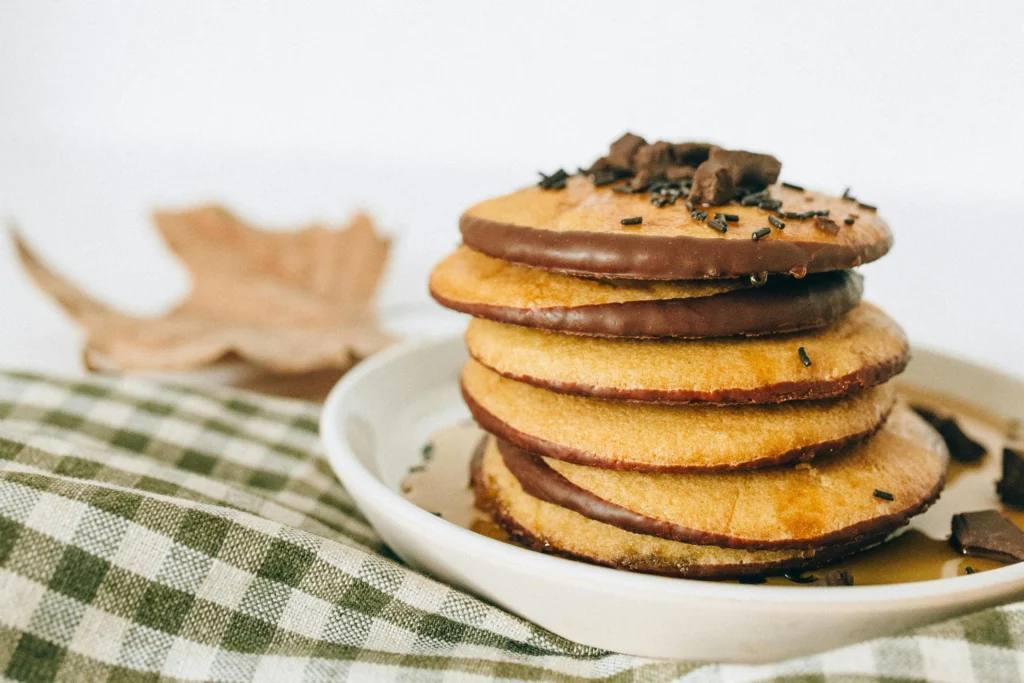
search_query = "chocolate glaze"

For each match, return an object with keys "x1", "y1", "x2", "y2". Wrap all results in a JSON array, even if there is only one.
[
  {"x1": 433, "y1": 270, "x2": 863, "y2": 339},
  {"x1": 472, "y1": 349, "x2": 909, "y2": 405},
  {"x1": 470, "y1": 441, "x2": 890, "y2": 579},
  {"x1": 460, "y1": 213, "x2": 892, "y2": 281},
  {"x1": 498, "y1": 439, "x2": 946, "y2": 551},
  {"x1": 462, "y1": 382, "x2": 889, "y2": 472}
]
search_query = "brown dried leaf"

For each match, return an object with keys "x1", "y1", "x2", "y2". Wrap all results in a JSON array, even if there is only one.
[{"x1": 13, "y1": 206, "x2": 394, "y2": 374}]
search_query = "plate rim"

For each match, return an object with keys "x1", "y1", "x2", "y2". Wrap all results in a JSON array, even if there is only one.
[{"x1": 320, "y1": 333, "x2": 1024, "y2": 605}]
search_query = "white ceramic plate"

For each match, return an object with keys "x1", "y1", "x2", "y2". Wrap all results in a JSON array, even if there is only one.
[{"x1": 320, "y1": 334, "x2": 1024, "y2": 662}]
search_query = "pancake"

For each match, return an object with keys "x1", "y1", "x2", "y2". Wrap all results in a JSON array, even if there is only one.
[
  {"x1": 473, "y1": 437, "x2": 888, "y2": 579},
  {"x1": 462, "y1": 359, "x2": 897, "y2": 471},
  {"x1": 498, "y1": 404, "x2": 948, "y2": 550},
  {"x1": 466, "y1": 303, "x2": 908, "y2": 404},
  {"x1": 460, "y1": 176, "x2": 892, "y2": 280},
  {"x1": 431, "y1": 246, "x2": 863, "y2": 338}
]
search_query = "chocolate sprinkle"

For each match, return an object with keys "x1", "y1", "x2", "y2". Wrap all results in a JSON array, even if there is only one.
[
  {"x1": 717, "y1": 213, "x2": 739, "y2": 222},
  {"x1": 768, "y1": 215, "x2": 785, "y2": 230},
  {"x1": 706, "y1": 218, "x2": 728, "y2": 233},
  {"x1": 691, "y1": 210, "x2": 709, "y2": 222},
  {"x1": 781, "y1": 182, "x2": 804, "y2": 192},
  {"x1": 965, "y1": 566, "x2": 976, "y2": 575},
  {"x1": 844, "y1": 217, "x2": 856, "y2": 226},
  {"x1": 911, "y1": 405, "x2": 986, "y2": 463},
  {"x1": 873, "y1": 489, "x2": 895, "y2": 501},
  {"x1": 751, "y1": 227, "x2": 771, "y2": 241},
  {"x1": 998, "y1": 442, "x2": 1024, "y2": 508},
  {"x1": 798, "y1": 347, "x2": 812, "y2": 367},
  {"x1": 842, "y1": 187, "x2": 853, "y2": 200},
  {"x1": 950, "y1": 509, "x2": 1024, "y2": 564},
  {"x1": 592, "y1": 170, "x2": 623, "y2": 187},
  {"x1": 782, "y1": 573, "x2": 815, "y2": 585},
  {"x1": 758, "y1": 199, "x2": 782, "y2": 211},
  {"x1": 857, "y1": 202, "x2": 878, "y2": 212},
  {"x1": 620, "y1": 216, "x2": 643, "y2": 226},
  {"x1": 537, "y1": 169, "x2": 569, "y2": 190}
]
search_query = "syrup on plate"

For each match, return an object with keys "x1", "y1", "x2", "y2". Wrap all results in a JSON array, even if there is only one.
[{"x1": 402, "y1": 386, "x2": 1021, "y2": 585}]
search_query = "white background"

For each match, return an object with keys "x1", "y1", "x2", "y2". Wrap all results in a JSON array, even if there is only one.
[{"x1": 1, "y1": 1, "x2": 1022, "y2": 378}]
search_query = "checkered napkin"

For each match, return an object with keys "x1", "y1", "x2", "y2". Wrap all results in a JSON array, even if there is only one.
[{"x1": 1, "y1": 371, "x2": 1023, "y2": 683}]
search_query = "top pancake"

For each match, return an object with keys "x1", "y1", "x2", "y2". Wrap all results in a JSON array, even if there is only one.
[
  {"x1": 431, "y1": 246, "x2": 863, "y2": 338},
  {"x1": 461, "y1": 176, "x2": 892, "y2": 280}
]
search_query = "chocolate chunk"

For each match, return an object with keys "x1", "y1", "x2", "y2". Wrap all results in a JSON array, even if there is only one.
[
  {"x1": 665, "y1": 165, "x2": 697, "y2": 182},
  {"x1": 672, "y1": 142, "x2": 718, "y2": 167},
  {"x1": 585, "y1": 156, "x2": 612, "y2": 175},
  {"x1": 632, "y1": 141, "x2": 676, "y2": 178},
  {"x1": 690, "y1": 164, "x2": 736, "y2": 205},
  {"x1": 911, "y1": 405, "x2": 986, "y2": 463},
  {"x1": 631, "y1": 169, "x2": 663, "y2": 191},
  {"x1": 813, "y1": 570, "x2": 854, "y2": 586},
  {"x1": 998, "y1": 442, "x2": 1024, "y2": 508},
  {"x1": 814, "y1": 215, "x2": 841, "y2": 235},
  {"x1": 950, "y1": 510, "x2": 1024, "y2": 564},
  {"x1": 688, "y1": 149, "x2": 782, "y2": 206},
  {"x1": 607, "y1": 132, "x2": 647, "y2": 171}
]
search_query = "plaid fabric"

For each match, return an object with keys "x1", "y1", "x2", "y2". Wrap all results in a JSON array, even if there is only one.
[{"x1": 0, "y1": 371, "x2": 1023, "y2": 683}]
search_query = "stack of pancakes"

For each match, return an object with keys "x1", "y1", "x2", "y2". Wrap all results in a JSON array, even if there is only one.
[{"x1": 429, "y1": 141, "x2": 949, "y2": 580}]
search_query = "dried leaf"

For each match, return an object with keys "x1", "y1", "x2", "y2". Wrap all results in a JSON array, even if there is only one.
[{"x1": 13, "y1": 206, "x2": 394, "y2": 374}]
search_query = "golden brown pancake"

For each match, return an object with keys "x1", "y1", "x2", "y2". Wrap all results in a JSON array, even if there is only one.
[
  {"x1": 460, "y1": 176, "x2": 891, "y2": 280},
  {"x1": 466, "y1": 303, "x2": 908, "y2": 404},
  {"x1": 462, "y1": 359, "x2": 897, "y2": 471},
  {"x1": 431, "y1": 246, "x2": 863, "y2": 338},
  {"x1": 473, "y1": 437, "x2": 889, "y2": 579},
  {"x1": 498, "y1": 404, "x2": 947, "y2": 550}
]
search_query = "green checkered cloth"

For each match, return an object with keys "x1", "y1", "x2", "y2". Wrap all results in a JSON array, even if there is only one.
[{"x1": 1, "y1": 371, "x2": 1023, "y2": 683}]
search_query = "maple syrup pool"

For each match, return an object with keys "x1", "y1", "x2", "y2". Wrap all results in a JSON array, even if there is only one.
[{"x1": 401, "y1": 385, "x2": 1022, "y2": 585}]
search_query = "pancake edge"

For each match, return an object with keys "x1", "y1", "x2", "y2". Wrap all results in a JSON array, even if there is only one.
[
  {"x1": 432, "y1": 269, "x2": 863, "y2": 339},
  {"x1": 470, "y1": 441, "x2": 891, "y2": 579},
  {"x1": 460, "y1": 213, "x2": 892, "y2": 281},
  {"x1": 462, "y1": 380, "x2": 893, "y2": 472},
  {"x1": 497, "y1": 433, "x2": 946, "y2": 550}
]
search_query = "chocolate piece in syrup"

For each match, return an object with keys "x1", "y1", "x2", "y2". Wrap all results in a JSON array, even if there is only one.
[{"x1": 950, "y1": 510, "x2": 1024, "y2": 564}]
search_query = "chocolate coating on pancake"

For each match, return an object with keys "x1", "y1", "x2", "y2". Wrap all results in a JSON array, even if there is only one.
[
  {"x1": 431, "y1": 247, "x2": 863, "y2": 338},
  {"x1": 466, "y1": 303, "x2": 909, "y2": 405},
  {"x1": 462, "y1": 359, "x2": 896, "y2": 471},
  {"x1": 461, "y1": 176, "x2": 891, "y2": 280},
  {"x1": 472, "y1": 437, "x2": 889, "y2": 579},
  {"x1": 497, "y1": 405, "x2": 948, "y2": 550}
]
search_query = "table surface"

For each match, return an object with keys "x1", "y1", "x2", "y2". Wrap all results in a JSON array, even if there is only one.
[{"x1": 2, "y1": 144, "x2": 1022, "y2": 384}]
